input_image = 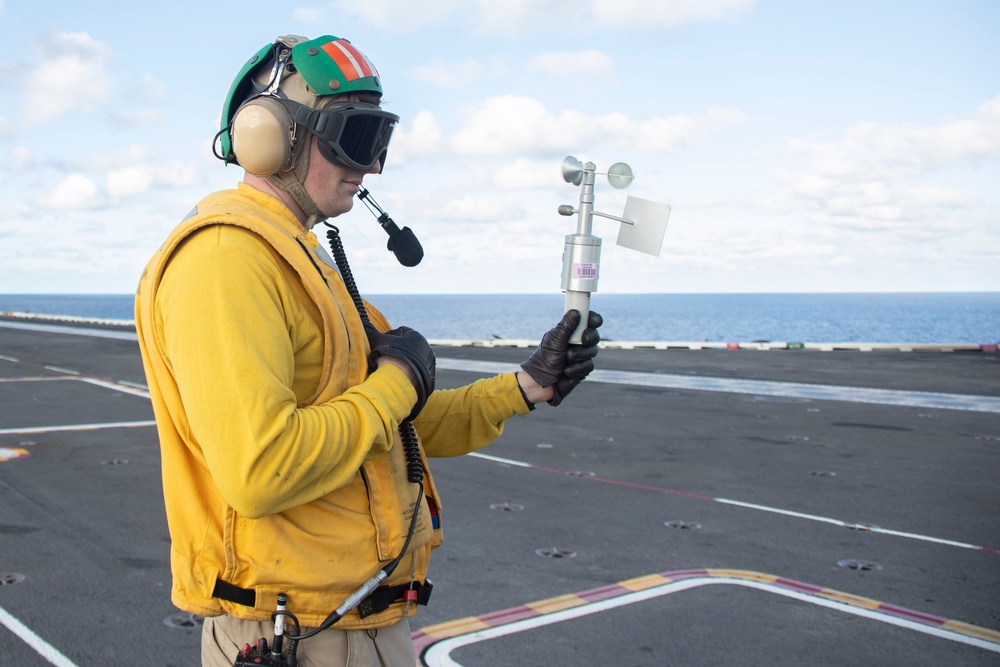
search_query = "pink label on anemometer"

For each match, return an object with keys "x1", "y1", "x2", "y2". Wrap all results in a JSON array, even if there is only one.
[{"x1": 572, "y1": 263, "x2": 599, "y2": 280}]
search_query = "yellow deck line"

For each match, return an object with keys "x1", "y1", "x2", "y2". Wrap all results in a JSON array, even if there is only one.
[
  {"x1": 415, "y1": 569, "x2": 1000, "y2": 649},
  {"x1": 526, "y1": 594, "x2": 586, "y2": 615},
  {"x1": 618, "y1": 573, "x2": 672, "y2": 591}
]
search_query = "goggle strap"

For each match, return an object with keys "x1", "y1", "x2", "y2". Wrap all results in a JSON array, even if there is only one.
[{"x1": 284, "y1": 103, "x2": 346, "y2": 164}]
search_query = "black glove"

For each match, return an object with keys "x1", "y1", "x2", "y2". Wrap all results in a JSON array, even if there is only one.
[
  {"x1": 365, "y1": 323, "x2": 436, "y2": 420},
  {"x1": 520, "y1": 309, "x2": 602, "y2": 406}
]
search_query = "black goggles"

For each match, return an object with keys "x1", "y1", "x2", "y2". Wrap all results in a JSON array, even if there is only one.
[{"x1": 284, "y1": 100, "x2": 398, "y2": 172}]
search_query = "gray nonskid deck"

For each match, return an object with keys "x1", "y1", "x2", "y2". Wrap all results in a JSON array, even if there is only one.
[{"x1": 1, "y1": 320, "x2": 998, "y2": 666}]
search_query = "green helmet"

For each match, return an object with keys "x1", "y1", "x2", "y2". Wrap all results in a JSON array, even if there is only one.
[
  {"x1": 215, "y1": 35, "x2": 394, "y2": 222},
  {"x1": 217, "y1": 34, "x2": 385, "y2": 163}
]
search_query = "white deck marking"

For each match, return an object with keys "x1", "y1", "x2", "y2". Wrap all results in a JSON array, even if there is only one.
[
  {"x1": 421, "y1": 577, "x2": 1000, "y2": 667},
  {"x1": 0, "y1": 605, "x2": 80, "y2": 667},
  {"x1": 467, "y1": 452, "x2": 997, "y2": 553},
  {"x1": 0, "y1": 320, "x2": 138, "y2": 341},
  {"x1": 0, "y1": 420, "x2": 157, "y2": 436},
  {"x1": 3, "y1": 321, "x2": 996, "y2": 412},
  {"x1": 436, "y1": 359, "x2": 1000, "y2": 413}
]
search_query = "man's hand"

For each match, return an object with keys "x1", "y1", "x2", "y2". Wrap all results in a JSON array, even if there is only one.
[
  {"x1": 365, "y1": 323, "x2": 436, "y2": 420},
  {"x1": 519, "y1": 310, "x2": 602, "y2": 406}
]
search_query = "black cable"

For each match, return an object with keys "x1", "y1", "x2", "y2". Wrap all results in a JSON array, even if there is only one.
[
  {"x1": 325, "y1": 226, "x2": 371, "y2": 325},
  {"x1": 283, "y1": 483, "x2": 424, "y2": 647},
  {"x1": 399, "y1": 421, "x2": 423, "y2": 483},
  {"x1": 324, "y1": 224, "x2": 424, "y2": 485},
  {"x1": 243, "y1": 218, "x2": 428, "y2": 667},
  {"x1": 270, "y1": 224, "x2": 428, "y2": 655}
]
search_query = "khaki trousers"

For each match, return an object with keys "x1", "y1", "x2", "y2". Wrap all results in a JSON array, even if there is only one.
[{"x1": 201, "y1": 614, "x2": 416, "y2": 667}]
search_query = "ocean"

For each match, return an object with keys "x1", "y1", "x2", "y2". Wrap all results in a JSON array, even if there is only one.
[{"x1": 1, "y1": 293, "x2": 997, "y2": 344}]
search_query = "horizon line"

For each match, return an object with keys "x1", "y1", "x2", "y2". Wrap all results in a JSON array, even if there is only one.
[{"x1": 1, "y1": 290, "x2": 999, "y2": 297}]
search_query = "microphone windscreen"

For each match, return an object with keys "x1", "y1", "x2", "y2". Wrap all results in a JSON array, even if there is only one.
[{"x1": 387, "y1": 227, "x2": 423, "y2": 267}]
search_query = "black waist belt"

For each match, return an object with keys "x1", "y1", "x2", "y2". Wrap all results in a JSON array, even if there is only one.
[
  {"x1": 358, "y1": 580, "x2": 433, "y2": 618},
  {"x1": 212, "y1": 578, "x2": 433, "y2": 619},
  {"x1": 212, "y1": 578, "x2": 256, "y2": 607}
]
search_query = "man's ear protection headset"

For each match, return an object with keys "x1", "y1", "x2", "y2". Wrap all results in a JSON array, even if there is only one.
[
  {"x1": 214, "y1": 35, "x2": 398, "y2": 175},
  {"x1": 227, "y1": 95, "x2": 296, "y2": 175}
]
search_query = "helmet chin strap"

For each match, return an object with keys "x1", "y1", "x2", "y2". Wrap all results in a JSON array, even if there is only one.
[
  {"x1": 269, "y1": 170, "x2": 325, "y2": 222},
  {"x1": 265, "y1": 132, "x2": 328, "y2": 225}
]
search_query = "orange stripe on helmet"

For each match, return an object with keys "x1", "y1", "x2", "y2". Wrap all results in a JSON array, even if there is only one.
[{"x1": 321, "y1": 39, "x2": 376, "y2": 81}]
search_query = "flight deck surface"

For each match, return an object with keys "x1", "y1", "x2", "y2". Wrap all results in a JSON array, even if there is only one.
[{"x1": 1, "y1": 317, "x2": 997, "y2": 666}]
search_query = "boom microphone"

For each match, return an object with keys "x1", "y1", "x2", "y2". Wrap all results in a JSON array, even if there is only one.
[
  {"x1": 357, "y1": 187, "x2": 423, "y2": 267},
  {"x1": 385, "y1": 225, "x2": 423, "y2": 267}
]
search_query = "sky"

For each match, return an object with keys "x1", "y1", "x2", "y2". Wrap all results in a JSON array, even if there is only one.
[{"x1": 0, "y1": 0, "x2": 998, "y2": 295}]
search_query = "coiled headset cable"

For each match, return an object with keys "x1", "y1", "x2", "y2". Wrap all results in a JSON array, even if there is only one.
[{"x1": 268, "y1": 223, "x2": 426, "y2": 666}]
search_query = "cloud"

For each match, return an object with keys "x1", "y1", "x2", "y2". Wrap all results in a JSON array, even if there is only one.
[
  {"x1": 474, "y1": 0, "x2": 584, "y2": 33},
  {"x1": 768, "y1": 96, "x2": 1000, "y2": 238},
  {"x1": 790, "y1": 94, "x2": 1000, "y2": 180},
  {"x1": 526, "y1": 50, "x2": 615, "y2": 80},
  {"x1": 329, "y1": 0, "x2": 462, "y2": 31},
  {"x1": 450, "y1": 95, "x2": 745, "y2": 156},
  {"x1": 493, "y1": 158, "x2": 566, "y2": 189},
  {"x1": 20, "y1": 32, "x2": 114, "y2": 125},
  {"x1": 292, "y1": 7, "x2": 327, "y2": 24},
  {"x1": 112, "y1": 109, "x2": 166, "y2": 127},
  {"x1": 36, "y1": 174, "x2": 105, "y2": 209},
  {"x1": 155, "y1": 161, "x2": 200, "y2": 188},
  {"x1": 104, "y1": 160, "x2": 199, "y2": 200},
  {"x1": 409, "y1": 58, "x2": 487, "y2": 88},
  {"x1": 24, "y1": 142, "x2": 203, "y2": 207},
  {"x1": 769, "y1": 167, "x2": 978, "y2": 233},
  {"x1": 7, "y1": 146, "x2": 33, "y2": 170},
  {"x1": 107, "y1": 166, "x2": 154, "y2": 199},
  {"x1": 83, "y1": 143, "x2": 149, "y2": 172},
  {"x1": 422, "y1": 193, "x2": 526, "y2": 222},
  {"x1": 327, "y1": 0, "x2": 755, "y2": 33},
  {"x1": 387, "y1": 111, "x2": 444, "y2": 164},
  {"x1": 138, "y1": 73, "x2": 167, "y2": 99},
  {"x1": 591, "y1": 0, "x2": 756, "y2": 28}
]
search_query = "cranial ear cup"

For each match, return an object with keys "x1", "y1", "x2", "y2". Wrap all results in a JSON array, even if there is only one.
[{"x1": 230, "y1": 96, "x2": 295, "y2": 175}]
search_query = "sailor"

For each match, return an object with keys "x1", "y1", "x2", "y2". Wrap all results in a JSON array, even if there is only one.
[{"x1": 135, "y1": 33, "x2": 602, "y2": 666}]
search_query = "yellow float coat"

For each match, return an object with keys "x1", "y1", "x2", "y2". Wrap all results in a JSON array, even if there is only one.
[{"x1": 135, "y1": 184, "x2": 530, "y2": 628}]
